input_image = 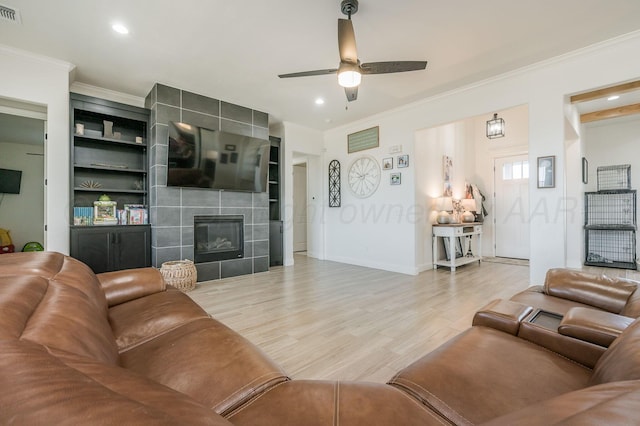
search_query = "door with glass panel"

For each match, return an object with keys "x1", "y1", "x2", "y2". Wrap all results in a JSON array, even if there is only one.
[{"x1": 494, "y1": 155, "x2": 530, "y2": 259}]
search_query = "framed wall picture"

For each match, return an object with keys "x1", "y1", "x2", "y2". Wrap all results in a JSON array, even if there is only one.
[
  {"x1": 348, "y1": 126, "x2": 379, "y2": 153},
  {"x1": 537, "y1": 156, "x2": 555, "y2": 188},
  {"x1": 397, "y1": 154, "x2": 409, "y2": 168},
  {"x1": 582, "y1": 157, "x2": 588, "y2": 184},
  {"x1": 390, "y1": 172, "x2": 401, "y2": 185},
  {"x1": 382, "y1": 157, "x2": 393, "y2": 170}
]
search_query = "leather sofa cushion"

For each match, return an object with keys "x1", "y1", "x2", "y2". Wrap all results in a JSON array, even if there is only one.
[
  {"x1": 590, "y1": 318, "x2": 640, "y2": 386},
  {"x1": 481, "y1": 380, "x2": 640, "y2": 426},
  {"x1": 510, "y1": 287, "x2": 597, "y2": 316},
  {"x1": 544, "y1": 268, "x2": 638, "y2": 314},
  {"x1": 0, "y1": 251, "x2": 111, "y2": 314},
  {"x1": 119, "y1": 317, "x2": 289, "y2": 416},
  {"x1": 622, "y1": 286, "x2": 640, "y2": 318},
  {"x1": 0, "y1": 273, "x2": 119, "y2": 365},
  {"x1": 388, "y1": 326, "x2": 591, "y2": 425},
  {"x1": 227, "y1": 380, "x2": 447, "y2": 426},
  {"x1": 0, "y1": 340, "x2": 231, "y2": 426},
  {"x1": 109, "y1": 287, "x2": 210, "y2": 351}
]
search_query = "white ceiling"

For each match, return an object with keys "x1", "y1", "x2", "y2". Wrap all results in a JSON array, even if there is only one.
[{"x1": 1, "y1": 1, "x2": 640, "y2": 131}]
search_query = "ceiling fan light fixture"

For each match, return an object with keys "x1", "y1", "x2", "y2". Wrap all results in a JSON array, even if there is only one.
[{"x1": 338, "y1": 63, "x2": 361, "y2": 88}]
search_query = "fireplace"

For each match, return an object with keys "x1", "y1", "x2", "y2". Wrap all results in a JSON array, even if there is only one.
[{"x1": 194, "y1": 215, "x2": 244, "y2": 263}]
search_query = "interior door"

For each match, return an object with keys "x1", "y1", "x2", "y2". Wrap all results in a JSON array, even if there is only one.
[
  {"x1": 494, "y1": 155, "x2": 530, "y2": 259},
  {"x1": 292, "y1": 164, "x2": 307, "y2": 252}
]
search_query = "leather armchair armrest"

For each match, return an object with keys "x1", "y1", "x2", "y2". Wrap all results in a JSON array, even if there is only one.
[
  {"x1": 558, "y1": 307, "x2": 634, "y2": 347},
  {"x1": 97, "y1": 267, "x2": 166, "y2": 307},
  {"x1": 473, "y1": 299, "x2": 533, "y2": 335}
]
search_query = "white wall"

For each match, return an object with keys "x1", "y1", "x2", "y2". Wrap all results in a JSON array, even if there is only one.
[
  {"x1": 323, "y1": 119, "x2": 419, "y2": 274},
  {"x1": 323, "y1": 32, "x2": 640, "y2": 284},
  {"x1": 564, "y1": 105, "x2": 584, "y2": 268},
  {"x1": 0, "y1": 142, "x2": 44, "y2": 250},
  {"x1": 0, "y1": 45, "x2": 73, "y2": 253},
  {"x1": 281, "y1": 121, "x2": 324, "y2": 265}
]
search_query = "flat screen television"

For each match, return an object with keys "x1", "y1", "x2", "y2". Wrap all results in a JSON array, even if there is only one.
[
  {"x1": 167, "y1": 122, "x2": 269, "y2": 192},
  {"x1": 0, "y1": 168, "x2": 22, "y2": 194}
]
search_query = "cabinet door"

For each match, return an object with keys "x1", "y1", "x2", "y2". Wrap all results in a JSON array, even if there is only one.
[
  {"x1": 269, "y1": 221, "x2": 283, "y2": 266},
  {"x1": 114, "y1": 226, "x2": 150, "y2": 270},
  {"x1": 70, "y1": 228, "x2": 112, "y2": 273}
]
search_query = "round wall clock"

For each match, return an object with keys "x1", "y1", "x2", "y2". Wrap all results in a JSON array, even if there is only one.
[{"x1": 347, "y1": 156, "x2": 380, "y2": 198}]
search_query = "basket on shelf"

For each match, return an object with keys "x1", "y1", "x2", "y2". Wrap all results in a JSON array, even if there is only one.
[{"x1": 160, "y1": 260, "x2": 197, "y2": 292}]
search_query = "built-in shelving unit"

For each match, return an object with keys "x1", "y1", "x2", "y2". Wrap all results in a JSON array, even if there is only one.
[
  {"x1": 269, "y1": 136, "x2": 283, "y2": 266},
  {"x1": 69, "y1": 93, "x2": 151, "y2": 273}
]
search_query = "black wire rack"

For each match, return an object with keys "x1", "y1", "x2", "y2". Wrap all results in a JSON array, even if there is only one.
[
  {"x1": 584, "y1": 190, "x2": 636, "y2": 227},
  {"x1": 597, "y1": 164, "x2": 631, "y2": 191},
  {"x1": 584, "y1": 228, "x2": 636, "y2": 269}
]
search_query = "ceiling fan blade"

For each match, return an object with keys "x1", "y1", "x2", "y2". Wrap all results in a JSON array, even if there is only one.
[
  {"x1": 360, "y1": 61, "x2": 428, "y2": 74},
  {"x1": 344, "y1": 86, "x2": 358, "y2": 102},
  {"x1": 278, "y1": 69, "x2": 338, "y2": 78},
  {"x1": 338, "y1": 18, "x2": 358, "y2": 64}
]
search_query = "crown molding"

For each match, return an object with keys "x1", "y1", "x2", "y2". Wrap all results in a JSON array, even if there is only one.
[
  {"x1": 0, "y1": 43, "x2": 75, "y2": 72},
  {"x1": 69, "y1": 82, "x2": 145, "y2": 108}
]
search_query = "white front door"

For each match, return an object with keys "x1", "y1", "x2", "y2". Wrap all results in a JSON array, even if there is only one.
[{"x1": 494, "y1": 155, "x2": 530, "y2": 259}]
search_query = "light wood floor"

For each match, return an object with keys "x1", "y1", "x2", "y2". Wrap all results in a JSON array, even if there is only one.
[{"x1": 188, "y1": 255, "x2": 532, "y2": 383}]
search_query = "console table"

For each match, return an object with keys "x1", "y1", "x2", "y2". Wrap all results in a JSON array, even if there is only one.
[{"x1": 433, "y1": 223, "x2": 482, "y2": 271}]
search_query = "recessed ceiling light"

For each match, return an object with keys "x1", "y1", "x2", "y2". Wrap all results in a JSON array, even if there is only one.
[
  {"x1": 607, "y1": 95, "x2": 620, "y2": 101},
  {"x1": 112, "y1": 23, "x2": 129, "y2": 35},
  {"x1": 315, "y1": 98, "x2": 325, "y2": 105}
]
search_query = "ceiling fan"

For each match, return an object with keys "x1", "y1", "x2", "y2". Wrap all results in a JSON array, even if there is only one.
[{"x1": 278, "y1": 0, "x2": 428, "y2": 102}]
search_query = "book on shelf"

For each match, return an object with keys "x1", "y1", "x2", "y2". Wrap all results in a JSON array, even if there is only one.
[
  {"x1": 73, "y1": 207, "x2": 94, "y2": 226},
  {"x1": 124, "y1": 204, "x2": 148, "y2": 225}
]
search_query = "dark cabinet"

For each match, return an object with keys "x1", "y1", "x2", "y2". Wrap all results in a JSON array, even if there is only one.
[
  {"x1": 69, "y1": 94, "x2": 151, "y2": 271},
  {"x1": 70, "y1": 225, "x2": 151, "y2": 273},
  {"x1": 269, "y1": 221, "x2": 283, "y2": 266}
]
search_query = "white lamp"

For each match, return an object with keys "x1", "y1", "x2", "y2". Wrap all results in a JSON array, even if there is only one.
[
  {"x1": 435, "y1": 197, "x2": 453, "y2": 224},
  {"x1": 338, "y1": 62, "x2": 362, "y2": 88},
  {"x1": 461, "y1": 199, "x2": 477, "y2": 223}
]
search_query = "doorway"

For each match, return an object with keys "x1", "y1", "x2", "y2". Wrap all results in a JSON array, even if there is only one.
[
  {"x1": 494, "y1": 154, "x2": 530, "y2": 259},
  {"x1": 293, "y1": 163, "x2": 307, "y2": 253},
  {"x1": 0, "y1": 98, "x2": 46, "y2": 252}
]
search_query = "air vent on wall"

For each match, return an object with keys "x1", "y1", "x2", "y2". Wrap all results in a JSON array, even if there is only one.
[{"x1": 0, "y1": 4, "x2": 21, "y2": 24}]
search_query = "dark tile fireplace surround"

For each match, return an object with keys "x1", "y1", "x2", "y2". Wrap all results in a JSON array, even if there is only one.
[{"x1": 145, "y1": 83, "x2": 270, "y2": 281}]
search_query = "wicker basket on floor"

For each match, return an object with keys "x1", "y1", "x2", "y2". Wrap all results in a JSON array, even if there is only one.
[{"x1": 160, "y1": 260, "x2": 197, "y2": 292}]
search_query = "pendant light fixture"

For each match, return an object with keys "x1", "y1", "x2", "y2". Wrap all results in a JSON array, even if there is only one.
[{"x1": 486, "y1": 113, "x2": 505, "y2": 139}]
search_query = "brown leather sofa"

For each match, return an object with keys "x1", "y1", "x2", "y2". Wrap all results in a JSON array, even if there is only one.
[
  {"x1": 510, "y1": 267, "x2": 640, "y2": 318},
  {"x1": 1, "y1": 252, "x2": 639, "y2": 425}
]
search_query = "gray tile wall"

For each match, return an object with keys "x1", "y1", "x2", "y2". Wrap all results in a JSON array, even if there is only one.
[{"x1": 145, "y1": 83, "x2": 270, "y2": 281}]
